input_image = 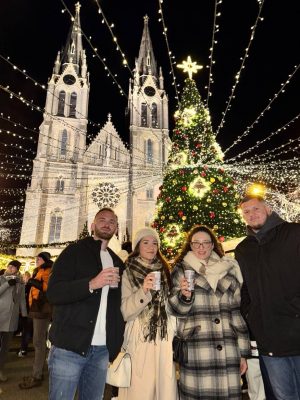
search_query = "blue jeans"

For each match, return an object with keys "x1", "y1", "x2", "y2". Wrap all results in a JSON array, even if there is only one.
[
  {"x1": 262, "y1": 355, "x2": 300, "y2": 400},
  {"x1": 48, "y1": 345, "x2": 109, "y2": 400}
]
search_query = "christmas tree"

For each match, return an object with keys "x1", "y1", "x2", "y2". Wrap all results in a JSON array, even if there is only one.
[{"x1": 153, "y1": 57, "x2": 245, "y2": 259}]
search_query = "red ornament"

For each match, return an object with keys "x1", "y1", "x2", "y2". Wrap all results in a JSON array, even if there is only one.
[
  {"x1": 178, "y1": 210, "x2": 184, "y2": 217},
  {"x1": 181, "y1": 186, "x2": 187, "y2": 192},
  {"x1": 218, "y1": 236, "x2": 225, "y2": 242},
  {"x1": 160, "y1": 227, "x2": 165, "y2": 233},
  {"x1": 166, "y1": 197, "x2": 171, "y2": 202},
  {"x1": 201, "y1": 171, "x2": 206, "y2": 177},
  {"x1": 196, "y1": 143, "x2": 202, "y2": 148},
  {"x1": 223, "y1": 186, "x2": 229, "y2": 192},
  {"x1": 213, "y1": 189, "x2": 219, "y2": 194},
  {"x1": 209, "y1": 211, "x2": 215, "y2": 219}
]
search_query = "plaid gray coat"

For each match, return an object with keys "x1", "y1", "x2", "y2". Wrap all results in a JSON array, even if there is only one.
[{"x1": 169, "y1": 260, "x2": 250, "y2": 400}]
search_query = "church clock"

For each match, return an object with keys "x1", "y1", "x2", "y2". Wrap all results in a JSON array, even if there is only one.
[
  {"x1": 144, "y1": 86, "x2": 155, "y2": 97},
  {"x1": 63, "y1": 74, "x2": 76, "y2": 85}
]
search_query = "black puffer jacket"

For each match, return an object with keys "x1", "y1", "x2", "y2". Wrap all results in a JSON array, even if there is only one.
[
  {"x1": 235, "y1": 213, "x2": 300, "y2": 356},
  {"x1": 47, "y1": 237, "x2": 125, "y2": 361}
]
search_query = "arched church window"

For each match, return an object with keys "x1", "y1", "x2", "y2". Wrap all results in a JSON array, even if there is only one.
[
  {"x1": 61, "y1": 130, "x2": 67, "y2": 156},
  {"x1": 49, "y1": 211, "x2": 62, "y2": 243},
  {"x1": 57, "y1": 91, "x2": 66, "y2": 116},
  {"x1": 151, "y1": 103, "x2": 158, "y2": 128},
  {"x1": 141, "y1": 103, "x2": 147, "y2": 127},
  {"x1": 69, "y1": 92, "x2": 77, "y2": 117},
  {"x1": 55, "y1": 177, "x2": 64, "y2": 192},
  {"x1": 146, "y1": 139, "x2": 153, "y2": 163}
]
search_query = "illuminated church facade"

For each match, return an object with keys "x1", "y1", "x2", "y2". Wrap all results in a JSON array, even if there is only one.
[{"x1": 18, "y1": 4, "x2": 170, "y2": 256}]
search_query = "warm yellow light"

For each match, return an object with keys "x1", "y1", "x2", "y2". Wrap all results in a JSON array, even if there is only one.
[{"x1": 246, "y1": 183, "x2": 266, "y2": 197}]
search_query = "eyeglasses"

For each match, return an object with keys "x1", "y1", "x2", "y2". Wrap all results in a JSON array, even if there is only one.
[{"x1": 190, "y1": 241, "x2": 212, "y2": 249}]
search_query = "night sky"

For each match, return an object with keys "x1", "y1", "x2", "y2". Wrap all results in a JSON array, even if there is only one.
[{"x1": 0, "y1": 0, "x2": 299, "y2": 239}]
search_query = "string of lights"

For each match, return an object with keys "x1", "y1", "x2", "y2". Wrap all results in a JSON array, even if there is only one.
[
  {"x1": 157, "y1": 0, "x2": 180, "y2": 103},
  {"x1": 224, "y1": 63, "x2": 300, "y2": 154},
  {"x1": 225, "y1": 111, "x2": 300, "y2": 162},
  {"x1": 215, "y1": 0, "x2": 265, "y2": 136},
  {"x1": 205, "y1": 0, "x2": 223, "y2": 106}
]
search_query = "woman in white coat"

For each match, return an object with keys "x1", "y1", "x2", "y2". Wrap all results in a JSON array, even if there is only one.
[
  {"x1": 118, "y1": 228, "x2": 178, "y2": 400},
  {"x1": 0, "y1": 260, "x2": 27, "y2": 383}
]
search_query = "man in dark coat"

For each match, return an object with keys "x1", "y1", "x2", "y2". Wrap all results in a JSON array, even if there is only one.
[
  {"x1": 47, "y1": 208, "x2": 125, "y2": 400},
  {"x1": 235, "y1": 195, "x2": 300, "y2": 400}
]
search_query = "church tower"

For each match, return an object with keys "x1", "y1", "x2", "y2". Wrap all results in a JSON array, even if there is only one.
[
  {"x1": 127, "y1": 15, "x2": 170, "y2": 236},
  {"x1": 18, "y1": 3, "x2": 89, "y2": 256}
]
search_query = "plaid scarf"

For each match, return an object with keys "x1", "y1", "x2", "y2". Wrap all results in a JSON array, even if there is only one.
[{"x1": 126, "y1": 256, "x2": 169, "y2": 343}]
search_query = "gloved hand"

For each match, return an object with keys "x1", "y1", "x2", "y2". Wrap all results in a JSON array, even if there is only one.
[
  {"x1": 7, "y1": 278, "x2": 17, "y2": 286},
  {"x1": 27, "y1": 278, "x2": 43, "y2": 291}
]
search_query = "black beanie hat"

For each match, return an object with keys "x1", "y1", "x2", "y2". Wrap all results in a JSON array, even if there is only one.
[
  {"x1": 8, "y1": 260, "x2": 22, "y2": 270},
  {"x1": 37, "y1": 252, "x2": 51, "y2": 263}
]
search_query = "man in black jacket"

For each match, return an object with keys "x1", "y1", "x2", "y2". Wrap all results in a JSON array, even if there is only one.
[
  {"x1": 235, "y1": 195, "x2": 300, "y2": 400},
  {"x1": 47, "y1": 208, "x2": 125, "y2": 400}
]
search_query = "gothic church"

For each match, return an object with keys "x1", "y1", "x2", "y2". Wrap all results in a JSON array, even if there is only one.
[{"x1": 18, "y1": 3, "x2": 170, "y2": 256}]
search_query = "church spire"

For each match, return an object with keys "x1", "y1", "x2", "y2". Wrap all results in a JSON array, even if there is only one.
[
  {"x1": 136, "y1": 15, "x2": 158, "y2": 80},
  {"x1": 61, "y1": 2, "x2": 85, "y2": 76}
]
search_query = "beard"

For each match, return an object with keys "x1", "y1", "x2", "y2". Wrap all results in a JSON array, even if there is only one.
[
  {"x1": 249, "y1": 223, "x2": 264, "y2": 231},
  {"x1": 94, "y1": 226, "x2": 114, "y2": 241}
]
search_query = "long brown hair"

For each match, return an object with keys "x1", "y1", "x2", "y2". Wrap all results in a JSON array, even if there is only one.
[
  {"x1": 174, "y1": 225, "x2": 224, "y2": 264},
  {"x1": 128, "y1": 238, "x2": 171, "y2": 288}
]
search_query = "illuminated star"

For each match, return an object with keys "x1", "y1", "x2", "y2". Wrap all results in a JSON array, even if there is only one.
[{"x1": 177, "y1": 56, "x2": 203, "y2": 79}]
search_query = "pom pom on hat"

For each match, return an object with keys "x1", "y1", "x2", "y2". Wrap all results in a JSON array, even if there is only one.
[
  {"x1": 37, "y1": 252, "x2": 51, "y2": 263},
  {"x1": 132, "y1": 228, "x2": 160, "y2": 250},
  {"x1": 7, "y1": 260, "x2": 22, "y2": 270}
]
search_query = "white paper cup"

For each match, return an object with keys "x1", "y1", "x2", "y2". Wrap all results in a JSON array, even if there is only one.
[
  {"x1": 152, "y1": 271, "x2": 161, "y2": 291},
  {"x1": 184, "y1": 270, "x2": 195, "y2": 291},
  {"x1": 110, "y1": 267, "x2": 119, "y2": 289}
]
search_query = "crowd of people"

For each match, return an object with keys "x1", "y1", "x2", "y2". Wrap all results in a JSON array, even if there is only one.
[{"x1": 0, "y1": 196, "x2": 299, "y2": 399}]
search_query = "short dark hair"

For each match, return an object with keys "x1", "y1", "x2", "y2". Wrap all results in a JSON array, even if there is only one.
[
  {"x1": 174, "y1": 225, "x2": 224, "y2": 264},
  {"x1": 239, "y1": 195, "x2": 265, "y2": 207},
  {"x1": 94, "y1": 207, "x2": 117, "y2": 220}
]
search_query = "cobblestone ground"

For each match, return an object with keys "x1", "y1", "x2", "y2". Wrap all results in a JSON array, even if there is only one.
[{"x1": 1, "y1": 336, "x2": 249, "y2": 399}]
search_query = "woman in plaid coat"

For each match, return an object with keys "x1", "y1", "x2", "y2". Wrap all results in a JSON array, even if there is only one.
[{"x1": 169, "y1": 225, "x2": 250, "y2": 399}]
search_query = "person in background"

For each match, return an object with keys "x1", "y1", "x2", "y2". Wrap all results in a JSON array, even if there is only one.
[
  {"x1": 118, "y1": 241, "x2": 133, "y2": 263},
  {"x1": 0, "y1": 260, "x2": 27, "y2": 383},
  {"x1": 47, "y1": 208, "x2": 125, "y2": 400},
  {"x1": 18, "y1": 271, "x2": 33, "y2": 357},
  {"x1": 169, "y1": 225, "x2": 249, "y2": 399},
  {"x1": 118, "y1": 228, "x2": 178, "y2": 400},
  {"x1": 19, "y1": 252, "x2": 53, "y2": 389},
  {"x1": 235, "y1": 195, "x2": 300, "y2": 400}
]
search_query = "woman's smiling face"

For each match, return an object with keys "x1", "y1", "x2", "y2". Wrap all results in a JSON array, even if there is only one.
[
  {"x1": 139, "y1": 236, "x2": 158, "y2": 262},
  {"x1": 190, "y1": 231, "x2": 213, "y2": 261}
]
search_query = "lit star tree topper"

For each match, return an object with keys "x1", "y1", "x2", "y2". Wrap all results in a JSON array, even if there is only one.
[{"x1": 177, "y1": 56, "x2": 203, "y2": 79}]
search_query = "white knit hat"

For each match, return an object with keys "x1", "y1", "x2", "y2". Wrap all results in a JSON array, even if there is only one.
[{"x1": 132, "y1": 228, "x2": 160, "y2": 250}]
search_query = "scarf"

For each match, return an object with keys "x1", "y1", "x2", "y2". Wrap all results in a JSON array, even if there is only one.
[
  {"x1": 183, "y1": 250, "x2": 243, "y2": 291},
  {"x1": 126, "y1": 256, "x2": 169, "y2": 342}
]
